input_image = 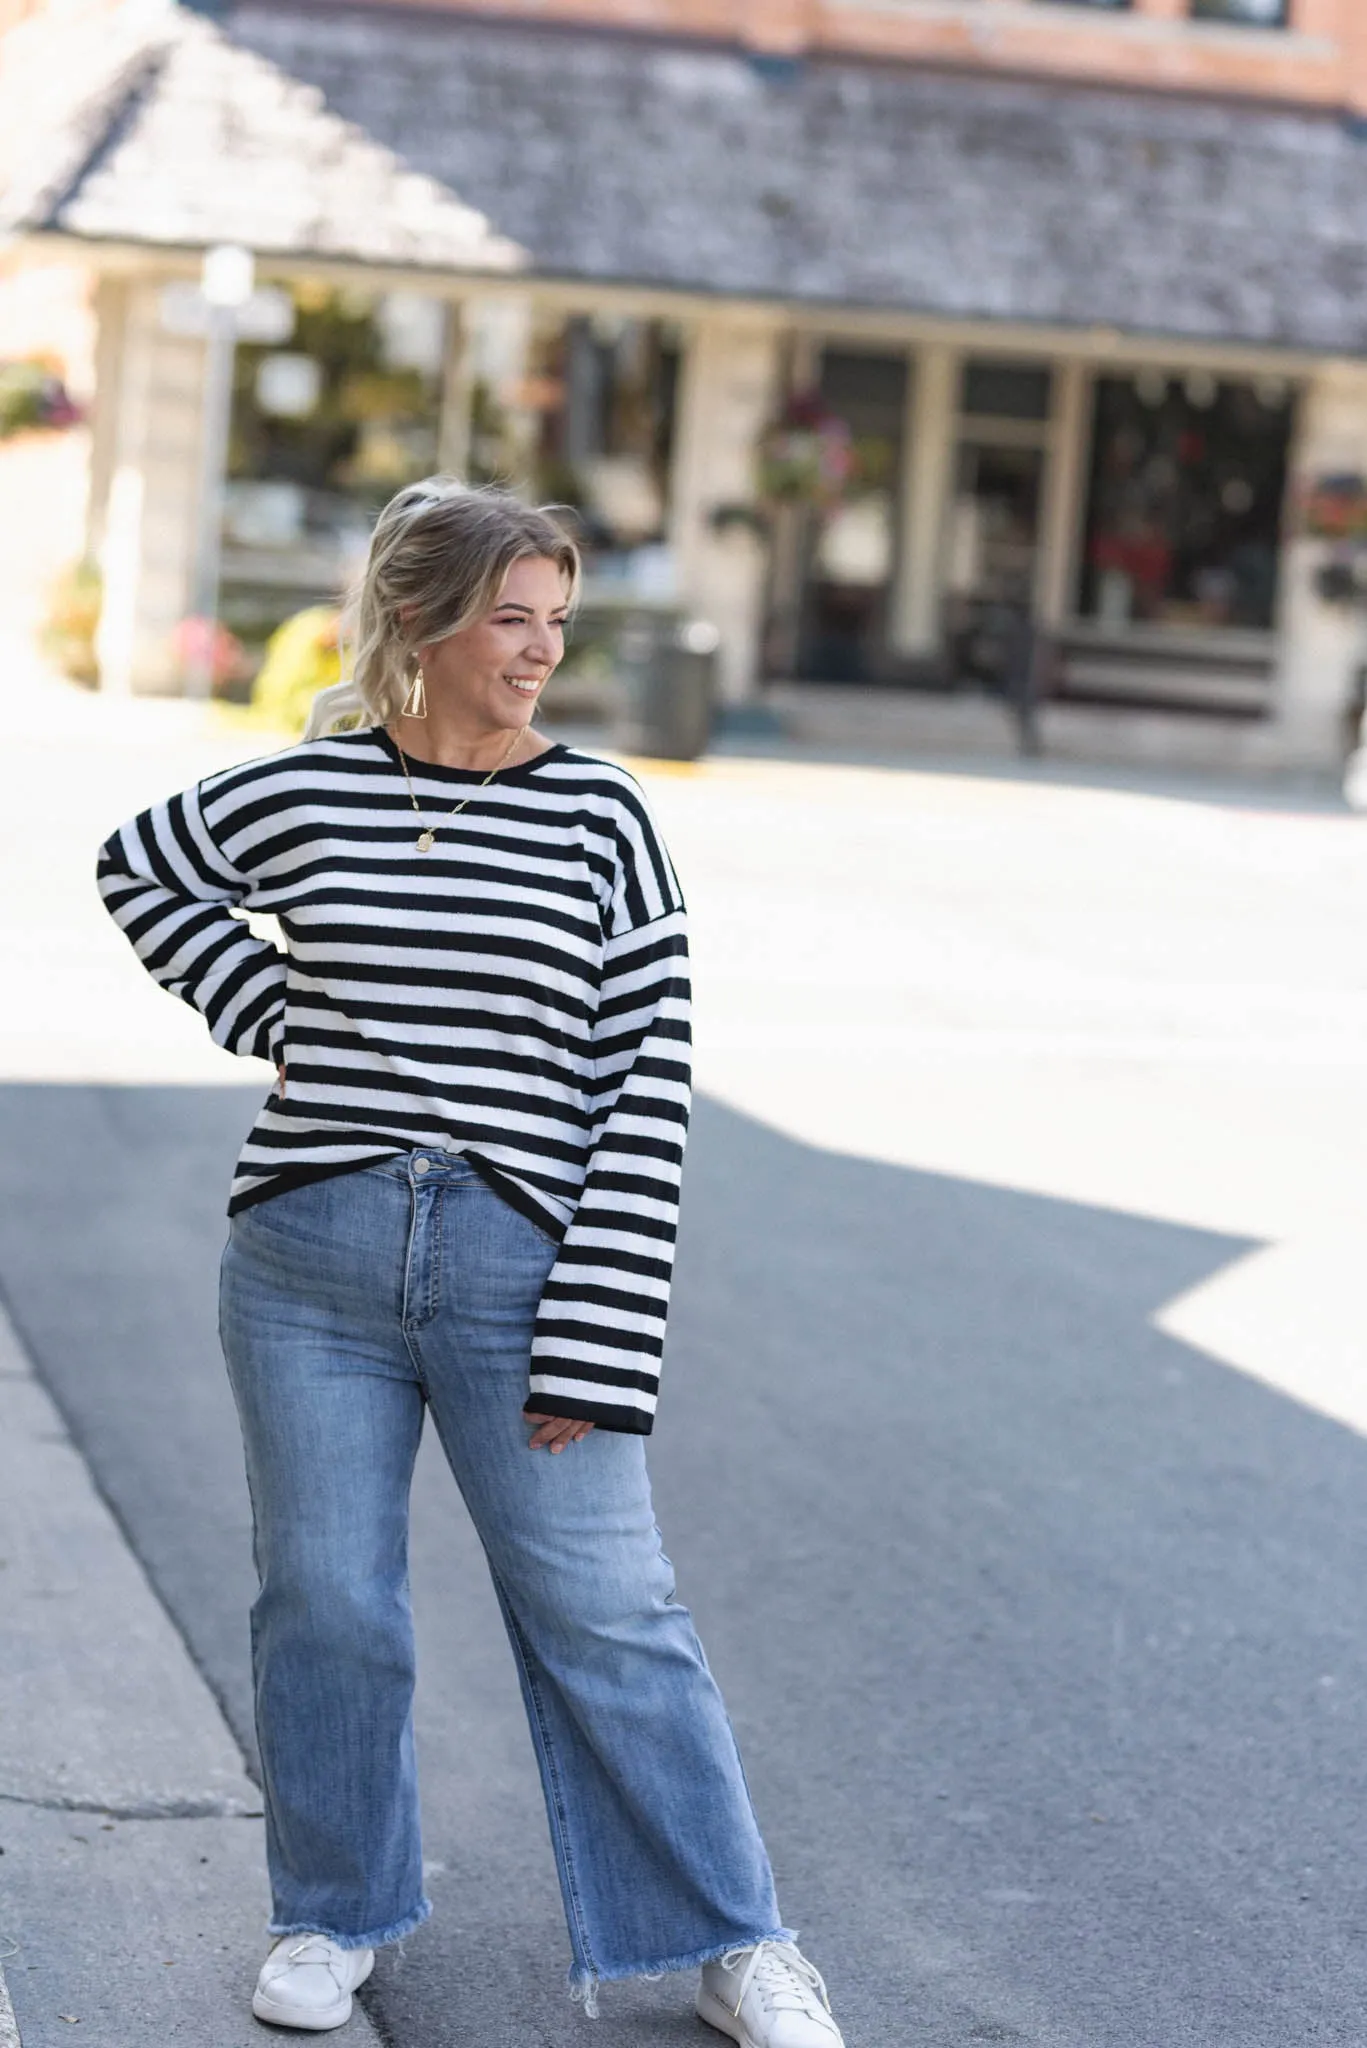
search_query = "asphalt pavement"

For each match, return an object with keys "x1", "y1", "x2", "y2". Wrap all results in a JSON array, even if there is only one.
[
  {"x1": 5, "y1": 656, "x2": 1367, "y2": 2044},
  {"x1": 4, "y1": 1081, "x2": 1367, "y2": 2047}
]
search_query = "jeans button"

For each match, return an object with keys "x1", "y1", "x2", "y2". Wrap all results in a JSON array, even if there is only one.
[{"x1": 413, "y1": 1157, "x2": 431, "y2": 1176}]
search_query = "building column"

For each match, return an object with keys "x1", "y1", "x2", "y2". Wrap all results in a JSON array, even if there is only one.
[
  {"x1": 85, "y1": 274, "x2": 127, "y2": 571},
  {"x1": 1037, "y1": 357, "x2": 1090, "y2": 627},
  {"x1": 1273, "y1": 359, "x2": 1367, "y2": 768},
  {"x1": 435, "y1": 299, "x2": 473, "y2": 479},
  {"x1": 94, "y1": 275, "x2": 209, "y2": 695},
  {"x1": 670, "y1": 316, "x2": 783, "y2": 704},
  {"x1": 890, "y1": 341, "x2": 956, "y2": 659}
]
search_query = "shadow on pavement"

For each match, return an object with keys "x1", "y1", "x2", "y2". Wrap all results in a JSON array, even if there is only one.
[{"x1": 1, "y1": 1084, "x2": 1365, "y2": 2047}]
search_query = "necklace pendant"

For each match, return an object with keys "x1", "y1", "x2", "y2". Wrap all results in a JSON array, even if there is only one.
[{"x1": 416, "y1": 829, "x2": 436, "y2": 853}]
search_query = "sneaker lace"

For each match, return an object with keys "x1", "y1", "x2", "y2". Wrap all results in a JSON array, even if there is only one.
[
  {"x1": 721, "y1": 1941, "x2": 832, "y2": 2021},
  {"x1": 286, "y1": 1936, "x2": 339, "y2": 1962},
  {"x1": 284, "y1": 1935, "x2": 346, "y2": 1986}
]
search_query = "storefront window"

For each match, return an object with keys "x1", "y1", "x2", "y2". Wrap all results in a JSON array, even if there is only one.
[
  {"x1": 224, "y1": 283, "x2": 446, "y2": 655},
  {"x1": 794, "y1": 349, "x2": 908, "y2": 682},
  {"x1": 960, "y1": 360, "x2": 1052, "y2": 423},
  {"x1": 467, "y1": 307, "x2": 681, "y2": 595},
  {"x1": 1079, "y1": 372, "x2": 1293, "y2": 633},
  {"x1": 1190, "y1": 0, "x2": 1287, "y2": 23}
]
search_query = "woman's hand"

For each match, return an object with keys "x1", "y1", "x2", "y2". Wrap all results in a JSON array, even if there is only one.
[
  {"x1": 525, "y1": 1412, "x2": 595, "y2": 1453},
  {"x1": 276, "y1": 1063, "x2": 286, "y2": 1097}
]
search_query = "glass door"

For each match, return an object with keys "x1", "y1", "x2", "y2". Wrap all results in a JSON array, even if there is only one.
[
  {"x1": 943, "y1": 358, "x2": 1053, "y2": 688},
  {"x1": 946, "y1": 443, "x2": 1045, "y2": 610}
]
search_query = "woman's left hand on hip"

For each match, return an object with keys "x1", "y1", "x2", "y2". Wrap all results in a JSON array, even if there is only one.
[{"x1": 525, "y1": 1412, "x2": 596, "y2": 1453}]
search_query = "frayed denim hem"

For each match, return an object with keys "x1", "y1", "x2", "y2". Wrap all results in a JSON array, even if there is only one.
[
  {"x1": 267, "y1": 1896, "x2": 432, "y2": 1953},
  {"x1": 567, "y1": 1926, "x2": 799, "y2": 2019}
]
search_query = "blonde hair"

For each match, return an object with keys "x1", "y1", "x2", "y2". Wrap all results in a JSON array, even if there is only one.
[{"x1": 304, "y1": 478, "x2": 580, "y2": 739}]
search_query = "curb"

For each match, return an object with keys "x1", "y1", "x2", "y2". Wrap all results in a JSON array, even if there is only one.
[{"x1": 0, "y1": 1959, "x2": 20, "y2": 2048}]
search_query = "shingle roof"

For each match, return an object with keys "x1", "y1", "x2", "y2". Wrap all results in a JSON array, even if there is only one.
[
  {"x1": 0, "y1": 1, "x2": 523, "y2": 274},
  {"x1": 8, "y1": 0, "x2": 1367, "y2": 355},
  {"x1": 224, "y1": 2, "x2": 1367, "y2": 356}
]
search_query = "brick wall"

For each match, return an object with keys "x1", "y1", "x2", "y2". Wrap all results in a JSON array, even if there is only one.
[
  {"x1": 315, "y1": 0, "x2": 1361, "y2": 108},
  {"x1": 4, "y1": 0, "x2": 1358, "y2": 105}
]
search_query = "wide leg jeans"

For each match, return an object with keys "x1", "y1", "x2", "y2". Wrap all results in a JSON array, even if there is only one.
[{"x1": 218, "y1": 1151, "x2": 788, "y2": 1991}]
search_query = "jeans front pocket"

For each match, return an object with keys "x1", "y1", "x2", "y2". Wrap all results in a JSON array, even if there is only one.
[
  {"x1": 224, "y1": 1167, "x2": 410, "y2": 1334},
  {"x1": 233, "y1": 1175, "x2": 343, "y2": 1250}
]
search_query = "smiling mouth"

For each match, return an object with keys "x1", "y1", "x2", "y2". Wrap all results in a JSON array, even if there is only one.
[{"x1": 504, "y1": 676, "x2": 542, "y2": 697}]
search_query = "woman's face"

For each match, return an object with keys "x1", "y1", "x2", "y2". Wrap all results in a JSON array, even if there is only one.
[{"x1": 417, "y1": 556, "x2": 569, "y2": 733}]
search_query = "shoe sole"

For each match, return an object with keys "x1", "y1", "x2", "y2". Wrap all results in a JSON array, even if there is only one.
[{"x1": 252, "y1": 1950, "x2": 374, "y2": 2032}]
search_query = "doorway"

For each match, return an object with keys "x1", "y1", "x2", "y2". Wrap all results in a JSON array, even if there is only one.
[{"x1": 793, "y1": 349, "x2": 909, "y2": 683}]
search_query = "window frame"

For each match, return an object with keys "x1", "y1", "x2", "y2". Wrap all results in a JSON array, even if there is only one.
[
  {"x1": 1066, "y1": 366, "x2": 1297, "y2": 642},
  {"x1": 1187, "y1": 0, "x2": 1290, "y2": 28}
]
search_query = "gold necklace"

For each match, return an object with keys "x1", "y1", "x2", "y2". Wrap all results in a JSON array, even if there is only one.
[{"x1": 391, "y1": 724, "x2": 526, "y2": 852}]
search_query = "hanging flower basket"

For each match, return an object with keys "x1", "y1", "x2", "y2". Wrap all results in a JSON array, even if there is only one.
[
  {"x1": 0, "y1": 359, "x2": 82, "y2": 439},
  {"x1": 1298, "y1": 472, "x2": 1367, "y2": 542},
  {"x1": 756, "y1": 391, "x2": 857, "y2": 514}
]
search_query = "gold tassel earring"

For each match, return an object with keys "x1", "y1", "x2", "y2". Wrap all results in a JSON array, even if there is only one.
[{"x1": 402, "y1": 665, "x2": 428, "y2": 720}]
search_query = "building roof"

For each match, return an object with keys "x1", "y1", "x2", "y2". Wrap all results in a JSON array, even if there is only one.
[
  {"x1": 8, "y1": 1, "x2": 1367, "y2": 355},
  {"x1": 0, "y1": 1, "x2": 523, "y2": 275},
  {"x1": 225, "y1": 3, "x2": 1367, "y2": 358}
]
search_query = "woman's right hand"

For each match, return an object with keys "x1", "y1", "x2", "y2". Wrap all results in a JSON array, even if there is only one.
[{"x1": 276, "y1": 1063, "x2": 287, "y2": 1098}]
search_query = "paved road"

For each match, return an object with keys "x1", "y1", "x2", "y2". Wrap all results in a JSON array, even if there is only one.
[{"x1": 5, "y1": 1081, "x2": 1367, "y2": 2047}]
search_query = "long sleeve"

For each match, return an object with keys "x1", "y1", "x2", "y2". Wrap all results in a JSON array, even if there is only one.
[
  {"x1": 527, "y1": 900, "x2": 691, "y2": 1435},
  {"x1": 96, "y1": 779, "x2": 287, "y2": 1065}
]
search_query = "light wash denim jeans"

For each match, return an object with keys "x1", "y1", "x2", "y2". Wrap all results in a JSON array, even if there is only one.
[{"x1": 218, "y1": 1150, "x2": 791, "y2": 1995}]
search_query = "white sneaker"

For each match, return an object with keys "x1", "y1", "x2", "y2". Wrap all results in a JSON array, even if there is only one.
[
  {"x1": 698, "y1": 1941, "x2": 844, "y2": 2048},
  {"x1": 251, "y1": 1933, "x2": 374, "y2": 2031}
]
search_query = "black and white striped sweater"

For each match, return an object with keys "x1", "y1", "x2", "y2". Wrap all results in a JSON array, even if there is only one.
[{"x1": 96, "y1": 728, "x2": 691, "y2": 1435}]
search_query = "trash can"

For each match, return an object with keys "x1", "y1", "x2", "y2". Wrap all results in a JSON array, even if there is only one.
[{"x1": 612, "y1": 612, "x2": 719, "y2": 760}]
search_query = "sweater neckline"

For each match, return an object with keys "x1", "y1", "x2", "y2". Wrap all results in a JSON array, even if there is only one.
[{"x1": 370, "y1": 727, "x2": 567, "y2": 785}]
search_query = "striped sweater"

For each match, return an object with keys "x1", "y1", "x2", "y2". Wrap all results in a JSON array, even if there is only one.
[{"x1": 96, "y1": 728, "x2": 691, "y2": 1435}]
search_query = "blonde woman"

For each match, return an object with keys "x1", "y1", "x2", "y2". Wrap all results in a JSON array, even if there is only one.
[{"x1": 97, "y1": 481, "x2": 843, "y2": 2046}]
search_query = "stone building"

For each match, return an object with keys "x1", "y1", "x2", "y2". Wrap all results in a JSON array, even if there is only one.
[{"x1": 4, "y1": 0, "x2": 1367, "y2": 767}]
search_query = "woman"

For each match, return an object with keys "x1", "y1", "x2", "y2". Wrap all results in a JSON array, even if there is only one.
[{"x1": 97, "y1": 481, "x2": 843, "y2": 2046}]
